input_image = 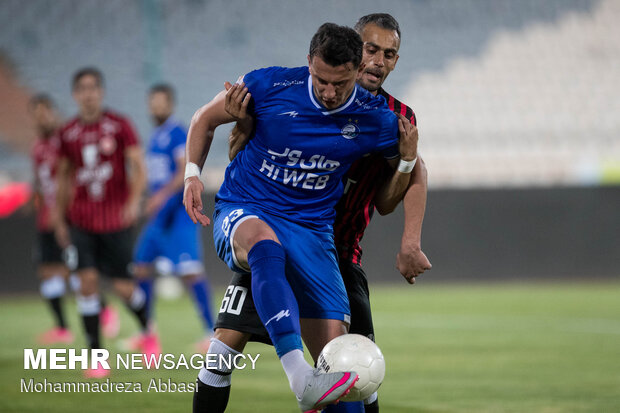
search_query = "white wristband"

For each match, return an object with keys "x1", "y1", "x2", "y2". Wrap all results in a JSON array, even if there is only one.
[
  {"x1": 398, "y1": 157, "x2": 417, "y2": 174},
  {"x1": 184, "y1": 162, "x2": 202, "y2": 181}
]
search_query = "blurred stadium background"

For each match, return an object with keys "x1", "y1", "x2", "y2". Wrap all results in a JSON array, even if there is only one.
[
  {"x1": 1, "y1": 0, "x2": 618, "y2": 289},
  {"x1": 0, "y1": 1, "x2": 619, "y2": 411}
]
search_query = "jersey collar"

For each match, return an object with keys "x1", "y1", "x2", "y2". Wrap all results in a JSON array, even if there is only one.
[{"x1": 307, "y1": 75, "x2": 357, "y2": 116}]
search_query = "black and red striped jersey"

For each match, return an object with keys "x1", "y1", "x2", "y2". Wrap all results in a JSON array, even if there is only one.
[
  {"x1": 58, "y1": 111, "x2": 140, "y2": 233},
  {"x1": 333, "y1": 88, "x2": 416, "y2": 265}
]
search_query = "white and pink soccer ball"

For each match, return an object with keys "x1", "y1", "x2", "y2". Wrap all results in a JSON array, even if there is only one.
[{"x1": 317, "y1": 334, "x2": 386, "y2": 401}]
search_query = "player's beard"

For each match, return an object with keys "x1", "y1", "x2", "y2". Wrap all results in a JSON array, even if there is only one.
[{"x1": 153, "y1": 115, "x2": 168, "y2": 126}]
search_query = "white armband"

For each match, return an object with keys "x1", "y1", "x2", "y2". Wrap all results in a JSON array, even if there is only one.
[
  {"x1": 398, "y1": 157, "x2": 417, "y2": 174},
  {"x1": 184, "y1": 162, "x2": 202, "y2": 181}
]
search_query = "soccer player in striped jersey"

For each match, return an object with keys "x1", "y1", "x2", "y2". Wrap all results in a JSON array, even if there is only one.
[
  {"x1": 29, "y1": 94, "x2": 75, "y2": 345},
  {"x1": 53, "y1": 68, "x2": 158, "y2": 378},
  {"x1": 193, "y1": 14, "x2": 431, "y2": 413}
]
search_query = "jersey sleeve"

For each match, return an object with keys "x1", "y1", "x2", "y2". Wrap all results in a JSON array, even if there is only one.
[{"x1": 376, "y1": 112, "x2": 400, "y2": 159}]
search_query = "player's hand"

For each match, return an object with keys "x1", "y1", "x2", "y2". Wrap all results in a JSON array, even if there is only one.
[
  {"x1": 145, "y1": 191, "x2": 167, "y2": 218},
  {"x1": 122, "y1": 199, "x2": 140, "y2": 226},
  {"x1": 397, "y1": 113, "x2": 418, "y2": 162},
  {"x1": 183, "y1": 176, "x2": 210, "y2": 226},
  {"x1": 224, "y1": 81, "x2": 251, "y2": 121},
  {"x1": 396, "y1": 245, "x2": 432, "y2": 284},
  {"x1": 54, "y1": 220, "x2": 71, "y2": 249}
]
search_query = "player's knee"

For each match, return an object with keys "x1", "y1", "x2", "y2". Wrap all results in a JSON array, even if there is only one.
[{"x1": 213, "y1": 328, "x2": 250, "y2": 353}]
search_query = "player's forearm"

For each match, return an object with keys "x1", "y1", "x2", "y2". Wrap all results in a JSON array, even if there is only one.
[
  {"x1": 187, "y1": 105, "x2": 217, "y2": 168},
  {"x1": 128, "y1": 154, "x2": 147, "y2": 205},
  {"x1": 375, "y1": 169, "x2": 412, "y2": 216},
  {"x1": 400, "y1": 158, "x2": 428, "y2": 249}
]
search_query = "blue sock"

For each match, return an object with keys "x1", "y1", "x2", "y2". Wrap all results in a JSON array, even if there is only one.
[
  {"x1": 190, "y1": 277, "x2": 215, "y2": 331},
  {"x1": 323, "y1": 401, "x2": 364, "y2": 413},
  {"x1": 138, "y1": 278, "x2": 154, "y2": 319},
  {"x1": 248, "y1": 239, "x2": 302, "y2": 358}
]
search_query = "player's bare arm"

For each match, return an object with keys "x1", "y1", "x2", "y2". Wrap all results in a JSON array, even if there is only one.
[
  {"x1": 184, "y1": 88, "x2": 238, "y2": 226},
  {"x1": 123, "y1": 145, "x2": 147, "y2": 226},
  {"x1": 225, "y1": 81, "x2": 254, "y2": 161},
  {"x1": 52, "y1": 156, "x2": 73, "y2": 248},
  {"x1": 374, "y1": 113, "x2": 418, "y2": 215},
  {"x1": 397, "y1": 157, "x2": 432, "y2": 284}
]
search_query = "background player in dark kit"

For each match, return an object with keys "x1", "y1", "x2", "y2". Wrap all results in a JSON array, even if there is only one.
[
  {"x1": 53, "y1": 67, "x2": 157, "y2": 378},
  {"x1": 29, "y1": 94, "x2": 74, "y2": 345}
]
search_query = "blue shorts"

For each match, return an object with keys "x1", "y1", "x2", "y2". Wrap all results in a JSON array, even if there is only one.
[
  {"x1": 213, "y1": 202, "x2": 350, "y2": 322},
  {"x1": 134, "y1": 202, "x2": 204, "y2": 276}
]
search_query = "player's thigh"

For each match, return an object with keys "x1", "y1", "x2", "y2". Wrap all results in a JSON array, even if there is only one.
[
  {"x1": 215, "y1": 273, "x2": 272, "y2": 347},
  {"x1": 340, "y1": 261, "x2": 375, "y2": 341},
  {"x1": 212, "y1": 203, "x2": 278, "y2": 272},
  {"x1": 300, "y1": 318, "x2": 349, "y2": 363},
  {"x1": 99, "y1": 228, "x2": 134, "y2": 280},
  {"x1": 282, "y1": 227, "x2": 350, "y2": 322},
  {"x1": 34, "y1": 231, "x2": 67, "y2": 278}
]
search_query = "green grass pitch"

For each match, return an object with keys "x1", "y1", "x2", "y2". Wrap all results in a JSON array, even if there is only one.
[{"x1": 1, "y1": 282, "x2": 619, "y2": 412}]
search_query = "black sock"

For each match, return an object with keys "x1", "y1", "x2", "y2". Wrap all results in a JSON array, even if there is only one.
[
  {"x1": 82, "y1": 314, "x2": 100, "y2": 349},
  {"x1": 364, "y1": 399, "x2": 379, "y2": 413},
  {"x1": 48, "y1": 297, "x2": 67, "y2": 329},
  {"x1": 193, "y1": 380, "x2": 230, "y2": 413}
]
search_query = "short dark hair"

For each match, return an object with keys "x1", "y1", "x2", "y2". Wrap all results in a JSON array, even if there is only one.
[
  {"x1": 72, "y1": 67, "x2": 104, "y2": 90},
  {"x1": 309, "y1": 23, "x2": 363, "y2": 68},
  {"x1": 149, "y1": 83, "x2": 176, "y2": 103},
  {"x1": 354, "y1": 13, "x2": 401, "y2": 39},
  {"x1": 29, "y1": 93, "x2": 55, "y2": 110}
]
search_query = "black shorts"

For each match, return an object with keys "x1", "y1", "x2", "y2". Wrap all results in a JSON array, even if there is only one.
[
  {"x1": 69, "y1": 226, "x2": 134, "y2": 279},
  {"x1": 34, "y1": 231, "x2": 64, "y2": 265},
  {"x1": 214, "y1": 273, "x2": 272, "y2": 345},
  {"x1": 214, "y1": 260, "x2": 375, "y2": 345}
]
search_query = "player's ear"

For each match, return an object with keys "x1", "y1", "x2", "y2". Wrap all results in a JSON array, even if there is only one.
[
  {"x1": 307, "y1": 55, "x2": 312, "y2": 69},
  {"x1": 394, "y1": 54, "x2": 400, "y2": 67},
  {"x1": 357, "y1": 61, "x2": 366, "y2": 74}
]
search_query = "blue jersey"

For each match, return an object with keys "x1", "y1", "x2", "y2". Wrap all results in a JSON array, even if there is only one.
[
  {"x1": 216, "y1": 66, "x2": 399, "y2": 228},
  {"x1": 146, "y1": 117, "x2": 186, "y2": 194}
]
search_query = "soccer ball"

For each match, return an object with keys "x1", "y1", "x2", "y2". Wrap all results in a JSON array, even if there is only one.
[{"x1": 317, "y1": 334, "x2": 386, "y2": 401}]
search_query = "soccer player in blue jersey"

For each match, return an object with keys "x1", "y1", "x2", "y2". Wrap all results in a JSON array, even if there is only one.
[
  {"x1": 184, "y1": 23, "x2": 417, "y2": 412},
  {"x1": 193, "y1": 14, "x2": 428, "y2": 413},
  {"x1": 132, "y1": 84, "x2": 215, "y2": 352}
]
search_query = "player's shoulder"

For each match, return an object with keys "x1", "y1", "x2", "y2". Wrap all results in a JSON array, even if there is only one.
[
  {"x1": 244, "y1": 66, "x2": 307, "y2": 87},
  {"x1": 352, "y1": 85, "x2": 397, "y2": 121},
  {"x1": 378, "y1": 88, "x2": 417, "y2": 126}
]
